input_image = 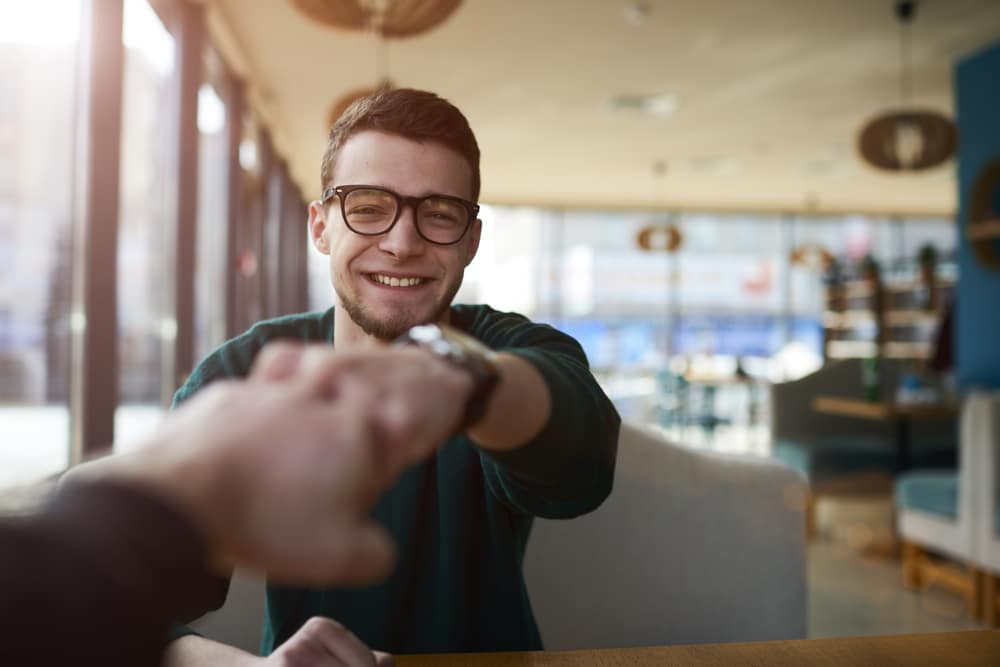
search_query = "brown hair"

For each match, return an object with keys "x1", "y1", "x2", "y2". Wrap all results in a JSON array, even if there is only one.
[{"x1": 320, "y1": 88, "x2": 481, "y2": 200}]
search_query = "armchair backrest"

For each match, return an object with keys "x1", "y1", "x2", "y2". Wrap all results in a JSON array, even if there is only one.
[{"x1": 523, "y1": 421, "x2": 808, "y2": 648}]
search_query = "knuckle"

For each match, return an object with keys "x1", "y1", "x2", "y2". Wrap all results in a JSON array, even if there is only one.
[{"x1": 303, "y1": 615, "x2": 343, "y2": 636}]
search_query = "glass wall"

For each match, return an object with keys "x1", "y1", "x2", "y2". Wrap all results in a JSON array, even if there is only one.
[
  {"x1": 440, "y1": 205, "x2": 957, "y2": 445},
  {"x1": 115, "y1": 0, "x2": 176, "y2": 449},
  {"x1": 0, "y1": 0, "x2": 309, "y2": 488},
  {"x1": 193, "y1": 44, "x2": 230, "y2": 363},
  {"x1": 0, "y1": 0, "x2": 81, "y2": 487}
]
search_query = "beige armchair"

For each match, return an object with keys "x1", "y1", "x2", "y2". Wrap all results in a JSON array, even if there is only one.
[{"x1": 523, "y1": 421, "x2": 808, "y2": 648}]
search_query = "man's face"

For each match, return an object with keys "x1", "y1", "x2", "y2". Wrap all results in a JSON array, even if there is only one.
[{"x1": 309, "y1": 130, "x2": 481, "y2": 341}]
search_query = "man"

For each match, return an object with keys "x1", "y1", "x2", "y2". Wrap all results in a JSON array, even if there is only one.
[
  {"x1": 166, "y1": 88, "x2": 620, "y2": 663},
  {"x1": 3, "y1": 341, "x2": 462, "y2": 666}
]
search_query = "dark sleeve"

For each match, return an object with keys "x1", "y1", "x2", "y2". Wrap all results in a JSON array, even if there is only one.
[
  {"x1": 0, "y1": 482, "x2": 211, "y2": 667},
  {"x1": 166, "y1": 334, "x2": 266, "y2": 641},
  {"x1": 461, "y1": 308, "x2": 620, "y2": 519}
]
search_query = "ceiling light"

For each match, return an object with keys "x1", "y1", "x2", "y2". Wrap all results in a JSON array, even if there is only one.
[
  {"x1": 856, "y1": 0, "x2": 956, "y2": 171},
  {"x1": 608, "y1": 93, "x2": 679, "y2": 119}
]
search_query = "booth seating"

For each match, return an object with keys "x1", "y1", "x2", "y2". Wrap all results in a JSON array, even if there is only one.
[
  {"x1": 967, "y1": 393, "x2": 1000, "y2": 625},
  {"x1": 191, "y1": 421, "x2": 809, "y2": 652},
  {"x1": 770, "y1": 358, "x2": 956, "y2": 537},
  {"x1": 895, "y1": 399, "x2": 980, "y2": 617},
  {"x1": 524, "y1": 421, "x2": 807, "y2": 648}
]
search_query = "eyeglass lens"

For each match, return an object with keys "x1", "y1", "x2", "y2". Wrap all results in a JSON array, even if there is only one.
[{"x1": 342, "y1": 188, "x2": 469, "y2": 244}]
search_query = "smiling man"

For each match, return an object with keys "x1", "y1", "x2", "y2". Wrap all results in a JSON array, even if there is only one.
[{"x1": 164, "y1": 88, "x2": 619, "y2": 665}]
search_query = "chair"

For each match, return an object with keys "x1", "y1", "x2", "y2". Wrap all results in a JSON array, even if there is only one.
[
  {"x1": 654, "y1": 370, "x2": 689, "y2": 433},
  {"x1": 523, "y1": 420, "x2": 808, "y2": 648},
  {"x1": 189, "y1": 568, "x2": 265, "y2": 653},
  {"x1": 770, "y1": 358, "x2": 956, "y2": 537},
  {"x1": 894, "y1": 394, "x2": 981, "y2": 617},
  {"x1": 968, "y1": 392, "x2": 1000, "y2": 624}
]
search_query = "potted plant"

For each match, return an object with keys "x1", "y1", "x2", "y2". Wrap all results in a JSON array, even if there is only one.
[{"x1": 859, "y1": 254, "x2": 880, "y2": 284}]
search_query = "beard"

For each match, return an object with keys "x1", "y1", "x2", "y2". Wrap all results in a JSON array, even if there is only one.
[{"x1": 335, "y1": 277, "x2": 462, "y2": 341}]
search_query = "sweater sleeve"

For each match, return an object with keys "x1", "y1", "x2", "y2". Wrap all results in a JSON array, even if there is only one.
[
  {"x1": 459, "y1": 307, "x2": 621, "y2": 519},
  {"x1": 0, "y1": 482, "x2": 211, "y2": 667}
]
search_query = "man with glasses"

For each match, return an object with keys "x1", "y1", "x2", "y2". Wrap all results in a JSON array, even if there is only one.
[{"x1": 165, "y1": 88, "x2": 619, "y2": 665}]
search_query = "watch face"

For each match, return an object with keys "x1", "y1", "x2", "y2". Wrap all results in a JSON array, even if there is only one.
[{"x1": 408, "y1": 323, "x2": 443, "y2": 344}]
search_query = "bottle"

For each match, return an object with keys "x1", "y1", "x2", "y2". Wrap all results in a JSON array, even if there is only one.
[{"x1": 862, "y1": 356, "x2": 881, "y2": 402}]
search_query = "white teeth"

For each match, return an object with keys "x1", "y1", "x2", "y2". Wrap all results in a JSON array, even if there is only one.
[{"x1": 371, "y1": 274, "x2": 424, "y2": 287}]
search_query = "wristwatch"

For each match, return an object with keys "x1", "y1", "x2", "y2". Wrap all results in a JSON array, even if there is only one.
[{"x1": 394, "y1": 323, "x2": 500, "y2": 430}]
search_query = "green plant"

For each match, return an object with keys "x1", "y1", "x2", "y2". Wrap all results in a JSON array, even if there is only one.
[
  {"x1": 918, "y1": 243, "x2": 938, "y2": 266},
  {"x1": 858, "y1": 253, "x2": 880, "y2": 279}
]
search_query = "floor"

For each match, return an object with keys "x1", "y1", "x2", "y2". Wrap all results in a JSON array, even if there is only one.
[{"x1": 807, "y1": 496, "x2": 984, "y2": 638}]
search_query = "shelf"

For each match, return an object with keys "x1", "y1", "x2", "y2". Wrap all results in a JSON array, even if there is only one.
[
  {"x1": 884, "y1": 341, "x2": 932, "y2": 359},
  {"x1": 883, "y1": 279, "x2": 955, "y2": 292},
  {"x1": 967, "y1": 218, "x2": 1000, "y2": 241},
  {"x1": 823, "y1": 277, "x2": 951, "y2": 361},
  {"x1": 826, "y1": 340, "x2": 879, "y2": 359},
  {"x1": 823, "y1": 310, "x2": 877, "y2": 328},
  {"x1": 838, "y1": 280, "x2": 877, "y2": 297},
  {"x1": 884, "y1": 310, "x2": 939, "y2": 327}
]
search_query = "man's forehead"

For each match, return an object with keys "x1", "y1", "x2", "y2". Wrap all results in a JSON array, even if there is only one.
[{"x1": 332, "y1": 130, "x2": 474, "y2": 197}]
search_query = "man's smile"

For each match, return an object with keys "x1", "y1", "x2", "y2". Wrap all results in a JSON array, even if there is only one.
[{"x1": 366, "y1": 273, "x2": 430, "y2": 289}]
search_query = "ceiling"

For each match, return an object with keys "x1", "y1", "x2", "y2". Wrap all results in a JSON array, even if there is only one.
[{"x1": 201, "y1": 0, "x2": 1000, "y2": 216}]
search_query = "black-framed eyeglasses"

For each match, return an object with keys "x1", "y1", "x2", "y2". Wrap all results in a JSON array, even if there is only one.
[{"x1": 321, "y1": 184, "x2": 479, "y2": 246}]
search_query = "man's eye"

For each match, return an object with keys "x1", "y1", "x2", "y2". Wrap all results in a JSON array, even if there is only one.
[{"x1": 350, "y1": 205, "x2": 388, "y2": 216}]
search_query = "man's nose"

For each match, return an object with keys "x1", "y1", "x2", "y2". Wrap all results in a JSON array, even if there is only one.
[{"x1": 378, "y1": 203, "x2": 426, "y2": 259}]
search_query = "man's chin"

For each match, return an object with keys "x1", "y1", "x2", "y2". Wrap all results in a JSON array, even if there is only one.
[{"x1": 341, "y1": 300, "x2": 446, "y2": 342}]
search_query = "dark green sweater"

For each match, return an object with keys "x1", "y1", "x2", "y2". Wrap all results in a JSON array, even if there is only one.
[{"x1": 173, "y1": 304, "x2": 619, "y2": 655}]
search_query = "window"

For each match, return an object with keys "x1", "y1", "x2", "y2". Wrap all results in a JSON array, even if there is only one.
[
  {"x1": 193, "y1": 45, "x2": 230, "y2": 362},
  {"x1": 115, "y1": 0, "x2": 176, "y2": 450},
  {"x1": 0, "y1": 0, "x2": 81, "y2": 487}
]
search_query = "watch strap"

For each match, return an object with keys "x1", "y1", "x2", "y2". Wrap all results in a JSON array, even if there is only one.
[{"x1": 394, "y1": 323, "x2": 500, "y2": 430}]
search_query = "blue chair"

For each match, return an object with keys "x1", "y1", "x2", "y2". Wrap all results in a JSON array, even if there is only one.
[{"x1": 895, "y1": 399, "x2": 980, "y2": 619}]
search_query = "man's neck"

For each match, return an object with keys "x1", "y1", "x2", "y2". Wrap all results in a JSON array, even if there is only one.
[{"x1": 332, "y1": 315, "x2": 379, "y2": 350}]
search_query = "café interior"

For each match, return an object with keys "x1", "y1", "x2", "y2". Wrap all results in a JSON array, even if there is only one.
[{"x1": 3, "y1": 0, "x2": 1000, "y2": 663}]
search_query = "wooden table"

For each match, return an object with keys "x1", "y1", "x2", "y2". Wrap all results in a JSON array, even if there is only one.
[
  {"x1": 395, "y1": 631, "x2": 1000, "y2": 666},
  {"x1": 812, "y1": 395, "x2": 958, "y2": 470}
]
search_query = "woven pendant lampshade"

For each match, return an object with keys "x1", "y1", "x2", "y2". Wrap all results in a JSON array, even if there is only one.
[
  {"x1": 327, "y1": 81, "x2": 392, "y2": 129},
  {"x1": 858, "y1": 110, "x2": 956, "y2": 171},
  {"x1": 789, "y1": 244, "x2": 835, "y2": 271},
  {"x1": 856, "y1": 1, "x2": 956, "y2": 172},
  {"x1": 290, "y1": 0, "x2": 462, "y2": 38},
  {"x1": 636, "y1": 224, "x2": 683, "y2": 253}
]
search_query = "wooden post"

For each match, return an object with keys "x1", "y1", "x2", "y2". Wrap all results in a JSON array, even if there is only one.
[
  {"x1": 69, "y1": 0, "x2": 124, "y2": 463},
  {"x1": 164, "y1": 0, "x2": 205, "y2": 398},
  {"x1": 901, "y1": 541, "x2": 923, "y2": 589},
  {"x1": 986, "y1": 573, "x2": 998, "y2": 627}
]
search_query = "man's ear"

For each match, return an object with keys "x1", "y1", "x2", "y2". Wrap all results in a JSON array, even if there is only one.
[
  {"x1": 308, "y1": 201, "x2": 330, "y2": 255},
  {"x1": 464, "y1": 218, "x2": 482, "y2": 267}
]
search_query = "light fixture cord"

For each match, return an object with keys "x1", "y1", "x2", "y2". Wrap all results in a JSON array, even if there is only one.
[
  {"x1": 897, "y1": 0, "x2": 917, "y2": 106},
  {"x1": 365, "y1": 0, "x2": 393, "y2": 85}
]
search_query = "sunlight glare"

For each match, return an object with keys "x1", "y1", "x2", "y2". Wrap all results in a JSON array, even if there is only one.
[
  {"x1": 123, "y1": 0, "x2": 174, "y2": 76},
  {"x1": 0, "y1": 0, "x2": 82, "y2": 45}
]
